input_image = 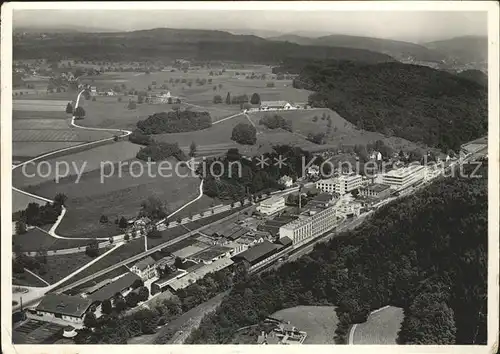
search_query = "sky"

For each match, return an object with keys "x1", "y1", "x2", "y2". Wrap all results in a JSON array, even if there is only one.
[{"x1": 13, "y1": 9, "x2": 488, "y2": 43}]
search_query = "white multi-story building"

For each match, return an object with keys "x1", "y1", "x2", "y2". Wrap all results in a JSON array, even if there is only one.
[
  {"x1": 257, "y1": 195, "x2": 286, "y2": 215},
  {"x1": 316, "y1": 178, "x2": 337, "y2": 194},
  {"x1": 316, "y1": 174, "x2": 362, "y2": 195},
  {"x1": 382, "y1": 164, "x2": 425, "y2": 190},
  {"x1": 336, "y1": 174, "x2": 362, "y2": 195},
  {"x1": 279, "y1": 204, "x2": 337, "y2": 245}
]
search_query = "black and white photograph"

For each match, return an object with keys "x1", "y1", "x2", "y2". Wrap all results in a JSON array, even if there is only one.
[{"x1": 1, "y1": 1, "x2": 498, "y2": 352}]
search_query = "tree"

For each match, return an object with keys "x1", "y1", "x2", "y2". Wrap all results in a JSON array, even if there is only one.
[
  {"x1": 250, "y1": 93, "x2": 261, "y2": 104},
  {"x1": 174, "y1": 257, "x2": 184, "y2": 269},
  {"x1": 54, "y1": 193, "x2": 67, "y2": 206},
  {"x1": 15, "y1": 221, "x2": 27, "y2": 235},
  {"x1": 114, "y1": 297, "x2": 127, "y2": 313},
  {"x1": 231, "y1": 123, "x2": 257, "y2": 145},
  {"x1": 100, "y1": 215, "x2": 109, "y2": 224},
  {"x1": 85, "y1": 238, "x2": 99, "y2": 258},
  {"x1": 140, "y1": 196, "x2": 167, "y2": 220},
  {"x1": 73, "y1": 106, "x2": 86, "y2": 119},
  {"x1": 213, "y1": 95, "x2": 223, "y2": 104},
  {"x1": 126, "y1": 292, "x2": 139, "y2": 308},
  {"x1": 84, "y1": 312, "x2": 97, "y2": 328},
  {"x1": 225, "y1": 92, "x2": 231, "y2": 105},
  {"x1": 66, "y1": 102, "x2": 73, "y2": 114},
  {"x1": 312, "y1": 116, "x2": 318, "y2": 122},
  {"x1": 102, "y1": 299, "x2": 113, "y2": 315},
  {"x1": 118, "y1": 216, "x2": 128, "y2": 229},
  {"x1": 218, "y1": 83, "x2": 223, "y2": 90},
  {"x1": 138, "y1": 286, "x2": 150, "y2": 302},
  {"x1": 189, "y1": 141, "x2": 197, "y2": 158},
  {"x1": 132, "y1": 279, "x2": 144, "y2": 289},
  {"x1": 124, "y1": 234, "x2": 130, "y2": 242}
]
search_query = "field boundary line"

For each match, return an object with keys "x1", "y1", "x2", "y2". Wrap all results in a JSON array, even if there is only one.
[{"x1": 23, "y1": 269, "x2": 50, "y2": 287}]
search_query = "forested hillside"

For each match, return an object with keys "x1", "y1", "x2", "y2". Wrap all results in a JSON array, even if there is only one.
[
  {"x1": 13, "y1": 28, "x2": 394, "y2": 64},
  {"x1": 270, "y1": 34, "x2": 444, "y2": 62},
  {"x1": 187, "y1": 163, "x2": 487, "y2": 344},
  {"x1": 292, "y1": 60, "x2": 487, "y2": 151},
  {"x1": 456, "y1": 69, "x2": 488, "y2": 87}
]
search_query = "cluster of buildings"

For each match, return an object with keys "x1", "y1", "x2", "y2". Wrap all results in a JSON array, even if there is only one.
[
  {"x1": 257, "y1": 322, "x2": 307, "y2": 345},
  {"x1": 145, "y1": 91, "x2": 175, "y2": 104},
  {"x1": 258, "y1": 101, "x2": 304, "y2": 111}
]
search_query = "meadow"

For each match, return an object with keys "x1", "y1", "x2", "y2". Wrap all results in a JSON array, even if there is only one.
[
  {"x1": 30, "y1": 157, "x2": 201, "y2": 238},
  {"x1": 13, "y1": 227, "x2": 90, "y2": 253},
  {"x1": 271, "y1": 306, "x2": 339, "y2": 344},
  {"x1": 14, "y1": 140, "x2": 141, "y2": 188},
  {"x1": 351, "y1": 306, "x2": 404, "y2": 344}
]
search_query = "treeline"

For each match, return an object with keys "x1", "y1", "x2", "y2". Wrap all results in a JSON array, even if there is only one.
[
  {"x1": 259, "y1": 114, "x2": 292, "y2": 132},
  {"x1": 13, "y1": 29, "x2": 394, "y2": 64},
  {"x1": 136, "y1": 111, "x2": 212, "y2": 134},
  {"x1": 136, "y1": 141, "x2": 186, "y2": 162},
  {"x1": 14, "y1": 195, "x2": 65, "y2": 227},
  {"x1": 187, "y1": 162, "x2": 487, "y2": 344},
  {"x1": 292, "y1": 60, "x2": 488, "y2": 152},
  {"x1": 200, "y1": 146, "x2": 327, "y2": 200}
]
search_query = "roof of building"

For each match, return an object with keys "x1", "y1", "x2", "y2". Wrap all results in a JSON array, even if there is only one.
[
  {"x1": 133, "y1": 256, "x2": 156, "y2": 271},
  {"x1": 88, "y1": 272, "x2": 141, "y2": 303},
  {"x1": 232, "y1": 240, "x2": 279, "y2": 265},
  {"x1": 384, "y1": 164, "x2": 424, "y2": 178},
  {"x1": 190, "y1": 245, "x2": 232, "y2": 262},
  {"x1": 361, "y1": 183, "x2": 391, "y2": 192},
  {"x1": 36, "y1": 294, "x2": 93, "y2": 318},
  {"x1": 261, "y1": 195, "x2": 285, "y2": 206},
  {"x1": 153, "y1": 270, "x2": 188, "y2": 287},
  {"x1": 312, "y1": 193, "x2": 333, "y2": 203},
  {"x1": 277, "y1": 236, "x2": 293, "y2": 247},
  {"x1": 168, "y1": 258, "x2": 234, "y2": 291},
  {"x1": 260, "y1": 100, "x2": 290, "y2": 107}
]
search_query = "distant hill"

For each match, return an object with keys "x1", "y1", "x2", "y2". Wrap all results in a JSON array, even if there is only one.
[
  {"x1": 423, "y1": 36, "x2": 488, "y2": 64},
  {"x1": 268, "y1": 34, "x2": 444, "y2": 62},
  {"x1": 293, "y1": 60, "x2": 487, "y2": 152},
  {"x1": 456, "y1": 69, "x2": 488, "y2": 86},
  {"x1": 13, "y1": 27, "x2": 395, "y2": 64}
]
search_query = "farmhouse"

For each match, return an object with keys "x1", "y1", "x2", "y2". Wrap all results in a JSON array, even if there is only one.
[
  {"x1": 130, "y1": 256, "x2": 158, "y2": 280},
  {"x1": 260, "y1": 101, "x2": 293, "y2": 111},
  {"x1": 30, "y1": 294, "x2": 93, "y2": 326}
]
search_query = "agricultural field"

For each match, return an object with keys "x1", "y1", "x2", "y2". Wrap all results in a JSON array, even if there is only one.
[
  {"x1": 40, "y1": 251, "x2": 108, "y2": 285},
  {"x1": 248, "y1": 108, "x2": 423, "y2": 152},
  {"x1": 271, "y1": 306, "x2": 339, "y2": 344},
  {"x1": 13, "y1": 142, "x2": 84, "y2": 160},
  {"x1": 351, "y1": 306, "x2": 404, "y2": 345},
  {"x1": 12, "y1": 98, "x2": 115, "y2": 159},
  {"x1": 13, "y1": 271, "x2": 48, "y2": 288},
  {"x1": 13, "y1": 140, "x2": 141, "y2": 188},
  {"x1": 76, "y1": 66, "x2": 307, "y2": 131},
  {"x1": 13, "y1": 99, "x2": 70, "y2": 111},
  {"x1": 12, "y1": 227, "x2": 90, "y2": 253},
  {"x1": 13, "y1": 110, "x2": 69, "y2": 119},
  {"x1": 28, "y1": 157, "x2": 201, "y2": 238}
]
